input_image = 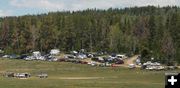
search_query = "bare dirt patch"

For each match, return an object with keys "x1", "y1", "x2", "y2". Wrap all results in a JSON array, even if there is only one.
[{"x1": 58, "y1": 77, "x2": 105, "y2": 80}]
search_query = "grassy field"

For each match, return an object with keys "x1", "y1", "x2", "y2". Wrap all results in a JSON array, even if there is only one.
[{"x1": 0, "y1": 59, "x2": 177, "y2": 88}]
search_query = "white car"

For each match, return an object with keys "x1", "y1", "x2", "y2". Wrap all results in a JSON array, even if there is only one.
[
  {"x1": 2, "y1": 55, "x2": 10, "y2": 58},
  {"x1": 24, "y1": 56, "x2": 33, "y2": 60},
  {"x1": 128, "y1": 64, "x2": 136, "y2": 69},
  {"x1": 36, "y1": 56, "x2": 46, "y2": 60}
]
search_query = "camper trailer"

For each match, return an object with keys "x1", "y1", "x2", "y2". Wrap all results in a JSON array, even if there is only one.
[{"x1": 116, "y1": 54, "x2": 126, "y2": 60}]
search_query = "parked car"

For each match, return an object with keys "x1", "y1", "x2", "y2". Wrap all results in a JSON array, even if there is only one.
[
  {"x1": 91, "y1": 57, "x2": 105, "y2": 63},
  {"x1": 44, "y1": 54, "x2": 52, "y2": 60},
  {"x1": 48, "y1": 57, "x2": 58, "y2": 62},
  {"x1": 9, "y1": 54, "x2": 19, "y2": 59},
  {"x1": 65, "y1": 55, "x2": 76, "y2": 59},
  {"x1": 15, "y1": 73, "x2": 31, "y2": 78},
  {"x1": 87, "y1": 53, "x2": 94, "y2": 58},
  {"x1": 128, "y1": 64, "x2": 136, "y2": 69},
  {"x1": 37, "y1": 73, "x2": 48, "y2": 78},
  {"x1": 115, "y1": 60, "x2": 124, "y2": 64},
  {"x1": 2, "y1": 55, "x2": 10, "y2": 58},
  {"x1": 88, "y1": 61, "x2": 98, "y2": 66},
  {"x1": 99, "y1": 62, "x2": 111, "y2": 67},
  {"x1": 19, "y1": 54, "x2": 28, "y2": 59},
  {"x1": 24, "y1": 56, "x2": 33, "y2": 61},
  {"x1": 77, "y1": 54, "x2": 87, "y2": 59}
]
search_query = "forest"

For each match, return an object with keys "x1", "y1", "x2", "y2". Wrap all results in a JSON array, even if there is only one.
[{"x1": 0, "y1": 6, "x2": 180, "y2": 64}]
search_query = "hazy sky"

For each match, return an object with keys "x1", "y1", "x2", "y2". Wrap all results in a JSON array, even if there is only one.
[{"x1": 0, "y1": 0, "x2": 180, "y2": 17}]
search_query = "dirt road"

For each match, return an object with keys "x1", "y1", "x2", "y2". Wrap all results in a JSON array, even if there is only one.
[
  {"x1": 124, "y1": 55, "x2": 139, "y2": 65},
  {"x1": 115, "y1": 55, "x2": 139, "y2": 67},
  {"x1": 58, "y1": 77, "x2": 104, "y2": 80}
]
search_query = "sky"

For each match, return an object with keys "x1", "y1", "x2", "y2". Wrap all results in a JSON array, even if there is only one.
[{"x1": 0, "y1": 0, "x2": 180, "y2": 17}]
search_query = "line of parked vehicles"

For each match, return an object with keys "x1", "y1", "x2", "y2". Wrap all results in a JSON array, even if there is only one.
[
  {"x1": 0, "y1": 49, "x2": 177, "y2": 70},
  {"x1": 0, "y1": 49, "x2": 129, "y2": 67},
  {"x1": 4, "y1": 72, "x2": 48, "y2": 79},
  {"x1": 1, "y1": 49, "x2": 60, "y2": 61},
  {"x1": 140, "y1": 61, "x2": 178, "y2": 71}
]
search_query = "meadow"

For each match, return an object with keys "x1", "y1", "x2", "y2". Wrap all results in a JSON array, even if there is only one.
[{"x1": 0, "y1": 59, "x2": 175, "y2": 88}]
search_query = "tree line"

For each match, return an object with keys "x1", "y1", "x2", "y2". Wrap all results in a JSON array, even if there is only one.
[{"x1": 0, "y1": 6, "x2": 180, "y2": 64}]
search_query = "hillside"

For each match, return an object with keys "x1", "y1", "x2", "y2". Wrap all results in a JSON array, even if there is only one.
[{"x1": 0, "y1": 6, "x2": 180, "y2": 63}]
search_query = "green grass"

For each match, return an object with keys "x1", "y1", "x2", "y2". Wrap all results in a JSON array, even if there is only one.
[{"x1": 0, "y1": 58, "x2": 178, "y2": 88}]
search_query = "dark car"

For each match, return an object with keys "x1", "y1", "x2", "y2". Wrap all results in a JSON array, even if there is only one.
[
  {"x1": 115, "y1": 60, "x2": 124, "y2": 64},
  {"x1": 19, "y1": 54, "x2": 28, "y2": 59},
  {"x1": 111, "y1": 53, "x2": 116, "y2": 57}
]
